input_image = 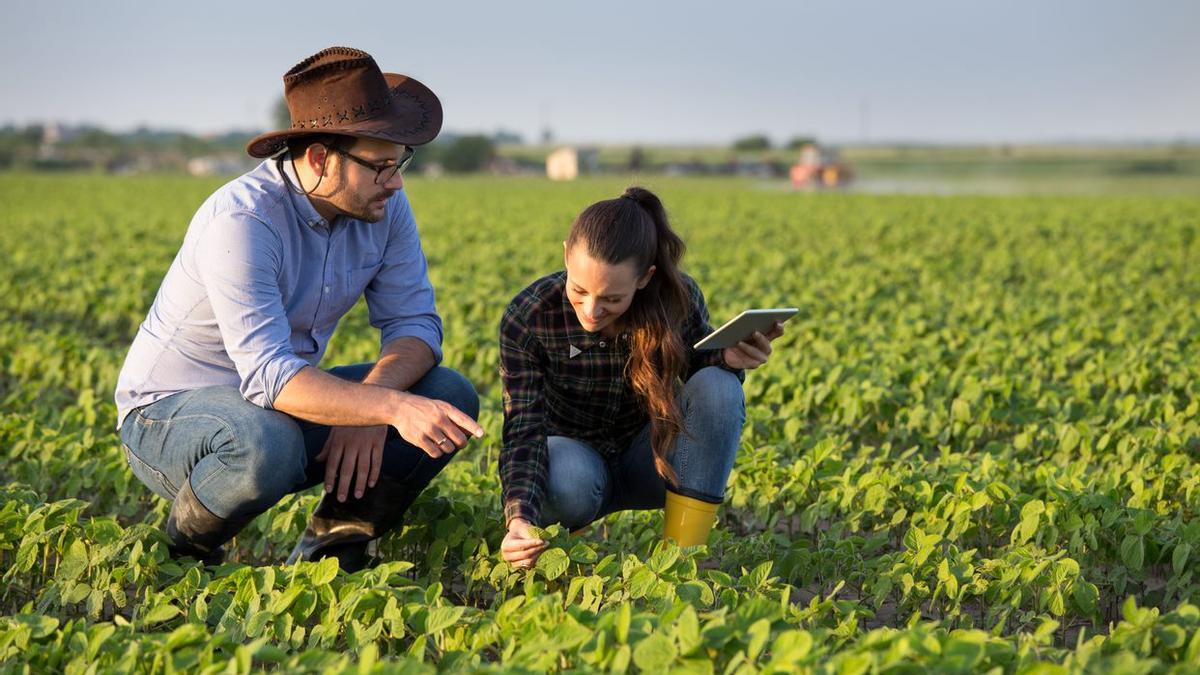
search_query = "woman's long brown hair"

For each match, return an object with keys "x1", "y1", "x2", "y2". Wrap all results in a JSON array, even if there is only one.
[{"x1": 566, "y1": 187, "x2": 689, "y2": 484}]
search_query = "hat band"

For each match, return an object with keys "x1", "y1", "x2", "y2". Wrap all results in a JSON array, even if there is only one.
[{"x1": 290, "y1": 89, "x2": 395, "y2": 131}]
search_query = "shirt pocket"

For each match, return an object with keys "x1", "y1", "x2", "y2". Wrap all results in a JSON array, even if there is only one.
[
  {"x1": 345, "y1": 259, "x2": 384, "y2": 296},
  {"x1": 327, "y1": 259, "x2": 383, "y2": 320}
]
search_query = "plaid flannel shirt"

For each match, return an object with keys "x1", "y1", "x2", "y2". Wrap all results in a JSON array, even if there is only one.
[{"x1": 498, "y1": 271, "x2": 742, "y2": 526}]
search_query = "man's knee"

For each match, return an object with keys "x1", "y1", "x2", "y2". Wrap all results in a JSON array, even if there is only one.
[
  {"x1": 206, "y1": 410, "x2": 307, "y2": 510},
  {"x1": 416, "y1": 367, "x2": 480, "y2": 419}
]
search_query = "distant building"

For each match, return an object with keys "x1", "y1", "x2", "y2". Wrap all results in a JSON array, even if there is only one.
[
  {"x1": 187, "y1": 155, "x2": 252, "y2": 177},
  {"x1": 546, "y1": 146, "x2": 599, "y2": 181}
]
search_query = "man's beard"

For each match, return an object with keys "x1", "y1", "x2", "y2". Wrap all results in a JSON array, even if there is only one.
[{"x1": 338, "y1": 191, "x2": 391, "y2": 223}]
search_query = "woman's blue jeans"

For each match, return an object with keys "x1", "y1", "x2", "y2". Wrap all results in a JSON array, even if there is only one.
[
  {"x1": 118, "y1": 364, "x2": 479, "y2": 520},
  {"x1": 539, "y1": 366, "x2": 746, "y2": 530}
]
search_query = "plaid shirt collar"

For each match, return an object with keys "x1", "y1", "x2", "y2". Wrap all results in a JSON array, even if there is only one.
[{"x1": 558, "y1": 280, "x2": 630, "y2": 356}]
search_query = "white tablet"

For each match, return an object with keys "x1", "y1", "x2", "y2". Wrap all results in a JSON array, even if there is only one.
[{"x1": 693, "y1": 308, "x2": 798, "y2": 350}]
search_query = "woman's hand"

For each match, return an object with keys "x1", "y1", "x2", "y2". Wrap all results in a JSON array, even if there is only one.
[
  {"x1": 722, "y1": 321, "x2": 785, "y2": 370},
  {"x1": 502, "y1": 518, "x2": 547, "y2": 568}
]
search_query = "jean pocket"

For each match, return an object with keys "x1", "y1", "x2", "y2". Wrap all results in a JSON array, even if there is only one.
[{"x1": 123, "y1": 443, "x2": 178, "y2": 501}]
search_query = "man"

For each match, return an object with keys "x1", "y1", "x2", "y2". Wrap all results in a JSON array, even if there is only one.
[{"x1": 114, "y1": 46, "x2": 483, "y2": 572}]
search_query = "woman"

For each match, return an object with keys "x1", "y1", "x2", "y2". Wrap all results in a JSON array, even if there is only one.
[{"x1": 498, "y1": 187, "x2": 783, "y2": 567}]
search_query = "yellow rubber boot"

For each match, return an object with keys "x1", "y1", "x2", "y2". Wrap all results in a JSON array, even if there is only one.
[{"x1": 663, "y1": 490, "x2": 720, "y2": 547}]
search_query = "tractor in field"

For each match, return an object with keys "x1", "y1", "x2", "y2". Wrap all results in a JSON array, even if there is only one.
[{"x1": 790, "y1": 143, "x2": 854, "y2": 190}]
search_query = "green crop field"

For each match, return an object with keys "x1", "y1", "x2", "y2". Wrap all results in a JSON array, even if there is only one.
[{"x1": 2, "y1": 173, "x2": 1200, "y2": 673}]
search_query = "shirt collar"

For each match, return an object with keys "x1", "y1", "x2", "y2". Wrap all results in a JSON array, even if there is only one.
[{"x1": 271, "y1": 156, "x2": 330, "y2": 229}]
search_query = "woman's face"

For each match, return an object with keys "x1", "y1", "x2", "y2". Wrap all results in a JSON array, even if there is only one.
[{"x1": 564, "y1": 244, "x2": 655, "y2": 335}]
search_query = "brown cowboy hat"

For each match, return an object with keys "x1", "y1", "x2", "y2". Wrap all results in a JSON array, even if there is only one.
[{"x1": 246, "y1": 46, "x2": 442, "y2": 158}]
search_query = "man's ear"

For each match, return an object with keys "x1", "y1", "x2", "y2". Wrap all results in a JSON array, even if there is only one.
[
  {"x1": 637, "y1": 265, "x2": 657, "y2": 290},
  {"x1": 306, "y1": 143, "x2": 330, "y2": 176}
]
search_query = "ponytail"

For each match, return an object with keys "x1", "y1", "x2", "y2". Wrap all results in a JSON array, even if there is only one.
[{"x1": 566, "y1": 187, "x2": 691, "y2": 485}]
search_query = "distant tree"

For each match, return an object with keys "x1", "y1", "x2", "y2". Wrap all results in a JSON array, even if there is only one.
[
  {"x1": 492, "y1": 129, "x2": 524, "y2": 145},
  {"x1": 71, "y1": 128, "x2": 120, "y2": 150},
  {"x1": 786, "y1": 136, "x2": 817, "y2": 150},
  {"x1": 732, "y1": 134, "x2": 771, "y2": 151},
  {"x1": 441, "y1": 135, "x2": 495, "y2": 173},
  {"x1": 273, "y1": 96, "x2": 291, "y2": 130},
  {"x1": 628, "y1": 146, "x2": 645, "y2": 172}
]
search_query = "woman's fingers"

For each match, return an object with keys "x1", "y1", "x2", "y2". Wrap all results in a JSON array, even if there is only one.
[
  {"x1": 505, "y1": 546, "x2": 546, "y2": 566},
  {"x1": 501, "y1": 536, "x2": 546, "y2": 553},
  {"x1": 735, "y1": 340, "x2": 770, "y2": 364}
]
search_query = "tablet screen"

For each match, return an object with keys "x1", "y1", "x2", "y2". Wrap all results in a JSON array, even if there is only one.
[{"x1": 693, "y1": 308, "x2": 798, "y2": 350}]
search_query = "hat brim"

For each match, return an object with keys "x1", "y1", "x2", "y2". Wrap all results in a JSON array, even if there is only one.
[{"x1": 246, "y1": 73, "x2": 443, "y2": 159}]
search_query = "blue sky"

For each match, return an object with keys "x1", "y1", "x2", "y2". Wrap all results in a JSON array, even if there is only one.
[{"x1": 2, "y1": 0, "x2": 1196, "y2": 144}]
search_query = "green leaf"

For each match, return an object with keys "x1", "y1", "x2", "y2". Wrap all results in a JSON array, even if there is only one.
[
  {"x1": 568, "y1": 542, "x2": 598, "y2": 564},
  {"x1": 1120, "y1": 534, "x2": 1145, "y2": 571},
  {"x1": 632, "y1": 633, "x2": 677, "y2": 671},
  {"x1": 1048, "y1": 590, "x2": 1066, "y2": 616},
  {"x1": 1072, "y1": 581, "x2": 1099, "y2": 615},
  {"x1": 56, "y1": 539, "x2": 89, "y2": 582},
  {"x1": 628, "y1": 568, "x2": 657, "y2": 598},
  {"x1": 425, "y1": 606, "x2": 465, "y2": 635},
  {"x1": 1173, "y1": 542, "x2": 1191, "y2": 576},
  {"x1": 746, "y1": 618, "x2": 771, "y2": 660},
  {"x1": 1153, "y1": 624, "x2": 1187, "y2": 649},
  {"x1": 676, "y1": 606, "x2": 701, "y2": 655},
  {"x1": 616, "y1": 603, "x2": 631, "y2": 644},
  {"x1": 268, "y1": 586, "x2": 304, "y2": 615},
  {"x1": 536, "y1": 548, "x2": 569, "y2": 580},
  {"x1": 768, "y1": 630, "x2": 814, "y2": 664},
  {"x1": 141, "y1": 604, "x2": 181, "y2": 626},
  {"x1": 951, "y1": 398, "x2": 971, "y2": 423},
  {"x1": 648, "y1": 544, "x2": 680, "y2": 574},
  {"x1": 14, "y1": 614, "x2": 59, "y2": 639},
  {"x1": 308, "y1": 557, "x2": 339, "y2": 586}
]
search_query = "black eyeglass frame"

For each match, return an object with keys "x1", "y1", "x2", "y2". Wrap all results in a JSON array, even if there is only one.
[{"x1": 328, "y1": 145, "x2": 415, "y2": 184}]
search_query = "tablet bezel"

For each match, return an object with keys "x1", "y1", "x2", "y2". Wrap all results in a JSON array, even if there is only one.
[{"x1": 693, "y1": 308, "x2": 798, "y2": 350}]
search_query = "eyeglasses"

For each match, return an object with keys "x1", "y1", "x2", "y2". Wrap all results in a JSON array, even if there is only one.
[{"x1": 328, "y1": 145, "x2": 415, "y2": 184}]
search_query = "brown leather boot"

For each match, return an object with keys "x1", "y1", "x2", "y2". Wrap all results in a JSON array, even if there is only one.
[
  {"x1": 164, "y1": 480, "x2": 257, "y2": 566},
  {"x1": 286, "y1": 476, "x2": 417, "y2": 573}
]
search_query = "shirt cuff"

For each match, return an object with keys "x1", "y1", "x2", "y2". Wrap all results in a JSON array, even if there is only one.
[
  {"x1": 380, "y1": 325, "x2": 443, "y2": 364},
  {"x1": 254, "y1": 353, "x2": 311, "y2": 409},
  {"x1": 504, "y1": 497, "x2": 541, "y2": 528}
]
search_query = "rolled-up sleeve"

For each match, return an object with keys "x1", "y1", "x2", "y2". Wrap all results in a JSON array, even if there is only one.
[
  {"x1": 195, "y1": 211, "x2": 310, "y2": 408},
  {"x1": 365, "y1": 193, "x2": 443, "y2": 361},
  {"x1": 499, "y1": 302, "x2": 549, "y2": 526}
]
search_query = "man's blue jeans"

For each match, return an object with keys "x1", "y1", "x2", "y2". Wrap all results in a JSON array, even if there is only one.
[
  {"x1": 119, "y1": 364, "x2": 479, "y2": 520},
  {"x1": 539, "y1": 367, "x2": 746, "y2": 530}
]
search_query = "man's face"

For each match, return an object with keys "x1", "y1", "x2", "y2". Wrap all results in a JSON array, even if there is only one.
[{"x1": 323, "y1": 137, "x2": 407, "y2": 223}]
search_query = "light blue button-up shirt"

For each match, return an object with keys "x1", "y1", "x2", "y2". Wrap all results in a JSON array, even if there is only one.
[{"x1": 114, "y1": 159, "x2": 442, "y2": 428}]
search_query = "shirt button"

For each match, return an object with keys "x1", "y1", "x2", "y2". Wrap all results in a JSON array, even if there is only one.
[
  {"x1": 323, "y1": 285, "x2": 330, "y2": 293},
  {"x1": 599, "y1": 340, "x2": 606, "y2": 347}
]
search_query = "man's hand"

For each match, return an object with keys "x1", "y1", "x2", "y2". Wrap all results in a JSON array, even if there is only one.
[
  {"x1": 723, "y1": 321, "x2": 785, "y2": 370},
  {"x1": 502, "y1": 518, "x2": 546, "y2": 568},
  {"x1": 317, "y1": 425, "x2": 389, "y2": 502},
  {"x1": 390, "y1": 393, "x2": 485, "y2": 459}
]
